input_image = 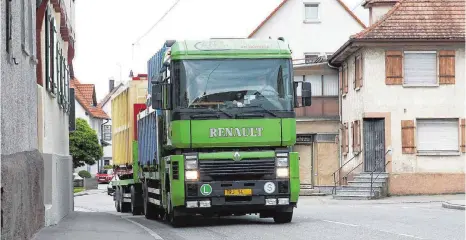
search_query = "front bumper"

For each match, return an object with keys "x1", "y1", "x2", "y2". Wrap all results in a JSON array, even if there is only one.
[{"x1": 179, "y1": 180, "x2": 293, "y2": 214}]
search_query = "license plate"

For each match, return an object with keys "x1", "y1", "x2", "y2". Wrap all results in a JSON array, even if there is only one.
[{"x1": 224, "y1": 189, "x2": 252, "y2": 196}]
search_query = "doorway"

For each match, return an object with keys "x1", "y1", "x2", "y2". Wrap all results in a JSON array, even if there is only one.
[
  {"x1": 293, "y1": 144, "x2": 313, "y2": 186},
  {"x1": 363, "y1": 119, "x2": 386, "y2": 172}
]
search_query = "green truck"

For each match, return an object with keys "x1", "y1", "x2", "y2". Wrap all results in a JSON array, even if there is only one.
[{"x1": 113, "y1": 38, "x2": 312, "y2": 227}]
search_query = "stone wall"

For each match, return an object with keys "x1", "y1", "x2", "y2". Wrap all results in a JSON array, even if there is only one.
[{"x1": 1, "y1": 151, "x2": 44, "y2": 240}]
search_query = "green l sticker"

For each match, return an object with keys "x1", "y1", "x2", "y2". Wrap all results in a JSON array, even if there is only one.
[{"x1": 200, "y1": 184, "x2": 212, "y2": 196}]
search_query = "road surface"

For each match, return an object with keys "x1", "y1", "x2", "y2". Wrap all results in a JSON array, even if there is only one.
[{"x1": 36, "y1": 185, "x2": 465, "y2": 240}]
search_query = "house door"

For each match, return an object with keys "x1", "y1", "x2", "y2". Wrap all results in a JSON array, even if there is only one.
[
  {"x1": 293, "y1": 144, "x2": 313, "y2": 186},
  {"x1": 363, "y1": 119, "x2": 386, "y2": 172}
]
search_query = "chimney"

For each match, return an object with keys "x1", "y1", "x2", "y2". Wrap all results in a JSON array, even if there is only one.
[
  {"x1": 363, "y1": 0, "x2": 398, "y2": 25},
  {"x1": 109, "y1": 78, "x2": 115, "y2": 92}
]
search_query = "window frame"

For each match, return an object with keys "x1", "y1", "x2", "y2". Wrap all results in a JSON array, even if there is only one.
[
  {"x1": 303, "y1": 2, "x2": 321, "y2": 23},
  {"x1": 416, "y1": 118, "x2": 461, "y2": 156},
  {"x1": 403, "y1": 51, "x2": 438, "y2": 87}
]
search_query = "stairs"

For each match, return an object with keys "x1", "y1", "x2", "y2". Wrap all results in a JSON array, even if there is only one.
[{"x1": 333, "y1": 172, "x2": 388, "y2": 200}]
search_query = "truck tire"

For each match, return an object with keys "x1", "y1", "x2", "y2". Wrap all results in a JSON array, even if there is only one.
[
  {"x1": 167, "y1": 192, "x2": 186, "y2": 227},
  {"x1": 115, "y1": 187, "x2": 121, "y2": 212},
  {"x1": 144, "y1": 184, "x2": 158, "y2": 220},
  {"x1": 131, "y1": 185, "x2": 142, "y2": 215},
  {"x1": 273, "y1": 209, "x2": 293, "y2": 224}
]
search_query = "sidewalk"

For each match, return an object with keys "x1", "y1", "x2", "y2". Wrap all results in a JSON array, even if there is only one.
[
  {"x1": 442, "y1": 200, "x2": 465, "y2": 210},
  {"x1": 32, "y1": 211, "x2": 154, "y2": 240}
]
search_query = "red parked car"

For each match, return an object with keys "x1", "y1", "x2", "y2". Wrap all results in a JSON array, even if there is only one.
[{"x1": 96, "y1": 169, "x2": 114, "y2": 184}]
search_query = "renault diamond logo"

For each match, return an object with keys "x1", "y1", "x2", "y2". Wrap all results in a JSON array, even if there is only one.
[{"x1": 233, "y1": 152, "x2": 241, "y2": 161}]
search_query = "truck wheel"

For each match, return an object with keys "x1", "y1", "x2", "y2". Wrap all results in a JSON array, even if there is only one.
[
  {"x1": 115, "y1": 187, "x2": 121, "y2": 212},
  {"x1": 273, "y1": 209, "x2": 293, "y2": 224},
  {"x1": 167, "y1": 193, "x2": 186, "y2": 227},
  {"x1": 144, "y1": 185, "x2": 157, "y2": 220},
  {"x1": 131, "y1": 185, "x2": 142, "y2": 215}
]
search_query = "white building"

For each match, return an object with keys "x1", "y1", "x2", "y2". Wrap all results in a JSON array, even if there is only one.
[
  {"x1": 248, "y1": 0, "x2": 366, "y2": 192},
  {"x1": 97, "y1": 79, "x2": 125, "y2": 167},
  {"x1": 71, "y1": 78, "x2": 110, "y2": 176},
  {"x1": 330, "y1": 0, "x2": 465, "y2": 196},
  {"x1": 36, "y1": 0, "x2": 76, "y2": 227}
]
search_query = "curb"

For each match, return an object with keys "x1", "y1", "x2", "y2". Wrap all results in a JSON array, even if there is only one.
[{"x1": 442, "y1": 202, "x2": 465, "y2": 210}]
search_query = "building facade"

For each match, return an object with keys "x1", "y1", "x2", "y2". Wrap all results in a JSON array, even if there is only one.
[
  {"x1": 36, "y1": 0, "x2": 76, "y2": 226},
  {"x1": 71, "y1": 78, "x2": 110, "y2": 176},
  {"x1": 1, "y1": 0, "x2": 44, "y2": 239},
  {"x1": 330, "y1": 0, "x2": 465, "y2": 195},
  {"x1": 248, "y1": 0, "x2": 366, "y2": 192},
  {"x1": 97, "y1": 79, "x2": 124, "y2": 168}
]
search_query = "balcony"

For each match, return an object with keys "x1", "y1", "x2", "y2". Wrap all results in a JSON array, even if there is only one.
[{"x1": 295, "y1": 96, "x2": 339, "y2": 119}]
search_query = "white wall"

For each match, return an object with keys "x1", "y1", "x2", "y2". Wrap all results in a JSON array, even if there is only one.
[
  {"x1": 341, "y1": 46, "x2": 466, "y2": 174},
  {"x1": 102, "y1": 101, "x2": 113, "y2": 161},
  {"x1": 250, "y1": 0, "x2": 365, "y2": 60}
]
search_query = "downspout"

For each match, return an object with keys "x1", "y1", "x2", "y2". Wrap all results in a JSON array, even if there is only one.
[{"x1": 327, "y1": 61, "x2": 342, "y2": 167}]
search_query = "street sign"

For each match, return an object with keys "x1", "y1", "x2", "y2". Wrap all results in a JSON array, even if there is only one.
[{"x1": 103, "y1": 125, "x2": 112, "y2": 141}]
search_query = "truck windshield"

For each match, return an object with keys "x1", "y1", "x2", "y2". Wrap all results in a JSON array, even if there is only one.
[{"x1": 176, "y1": 58, "x2": 294, "y2": 111}]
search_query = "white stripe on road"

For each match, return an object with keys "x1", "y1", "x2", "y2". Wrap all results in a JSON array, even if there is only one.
[
  {"x1": 322, "y1": 220, "x2": 359, "y2": 227},
  {"x1": 322, "y1": 219, "x2": 425, "y2": 239},
  {"x1": 122, "y1": 216, "x2": 164, "y2": 240}
]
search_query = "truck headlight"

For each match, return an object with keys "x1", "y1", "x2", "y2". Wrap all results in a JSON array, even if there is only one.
[
  {"x1": 276, "y1": 168, "x2": 289, "y2": 178},
  {"x1": 185, "y1": 170, "x2": 198, "y2": 180},
  {"x1": 276, "y1": 152, "x2": 288, "y2": 167},
  {"x1": 185, "y1": 154, "x2": 198, "y2": 170}
]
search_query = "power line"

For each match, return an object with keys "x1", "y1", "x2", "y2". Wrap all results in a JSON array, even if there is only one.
[{"x1": 132, "y1": 0, "x2": 181, "y2": 45}]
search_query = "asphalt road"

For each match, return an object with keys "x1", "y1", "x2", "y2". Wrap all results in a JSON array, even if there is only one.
[{"x1": 37, "y1": 185, "x2": 465, "y2": 240}]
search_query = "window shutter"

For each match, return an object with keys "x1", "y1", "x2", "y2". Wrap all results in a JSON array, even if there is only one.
[
  {"x1": 45, "y1": 11, "x2": 50, "y2": 91},
  {"x1": 359, "y1": 56, "x2": 363, "y2": 88},
  {"x1": 401, "y1": 120, "x2": 416, "y2": 154},
  {"x1": 353, "y1": 57, "x2": 357, "y2": 90},
  {"x1": 355, "y1": 120, "x2": 361, "y2": 152},
  {"x1": 461, "y1": 118, "x2": 465, "y2": 153},
  {"x1": 343, "y1": 65, "x2": 348, "y2": 94},
  {"x1": 339, "y1": 67, "x2": 343, "y2": 94},
  {"x1": 438, "y1": 50, "x2": 455, "y2": 84},
  {"x1": 385, "y1": 50, "x2": 403, "y2": 85}
]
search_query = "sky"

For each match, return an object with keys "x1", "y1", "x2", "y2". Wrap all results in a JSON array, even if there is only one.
[{"x1": 73, "y1": 0, "x2": 368, "y2": 102}]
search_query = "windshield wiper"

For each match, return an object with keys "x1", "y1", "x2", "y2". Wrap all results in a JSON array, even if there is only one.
[{"x1": 244, "y1": 105, "x2": 277, "y2": 117}]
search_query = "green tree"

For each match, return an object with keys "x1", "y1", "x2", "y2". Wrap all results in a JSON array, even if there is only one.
[{"x1": 70, "y1": 118, "x2": 103, "y2": 169}]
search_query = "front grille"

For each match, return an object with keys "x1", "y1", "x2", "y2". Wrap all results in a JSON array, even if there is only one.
[{"x1": 199, "y1": 158, "x2": 275, "y2": 181}]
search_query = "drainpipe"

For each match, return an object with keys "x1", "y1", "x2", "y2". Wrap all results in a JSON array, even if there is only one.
[{"x1": 327, "y1": 61, "x2": 342, "y2": 167}]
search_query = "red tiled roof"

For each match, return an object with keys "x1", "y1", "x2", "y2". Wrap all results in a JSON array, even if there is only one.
[
  {"x1": 71, "y1": 78, "x2": 110, "y2": 119},
  {"x1": 248, "y1": 0, "x2": 366, "y2": 38},
  {"x1": 354, "y1": 0, "x2": 465, "y2": 40},
  {"x1": 362, "y1": 0, "x2": 398, "y2": 7}
]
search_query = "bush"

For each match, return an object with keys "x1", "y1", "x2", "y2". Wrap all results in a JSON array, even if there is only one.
[
  {"x1": 78, "y1": 170, "x2": 91, "y2": 179},
  {"x1": 104, "y1": 165, "x2": 113, "y2": 170}
]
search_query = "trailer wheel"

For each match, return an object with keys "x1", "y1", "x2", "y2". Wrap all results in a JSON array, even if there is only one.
[
  {"x1": 115, "y1": 187, "x2": 121, "y2": 212},
  {"x1": 131, "y1": 185, "x2": 142, "y2": 215},
  {"x1": 143, "y1": 184, "x2": 158, "y2": 220},
  {"x1": 273, "y1": 209, "x2": 293, "y2": 224}
]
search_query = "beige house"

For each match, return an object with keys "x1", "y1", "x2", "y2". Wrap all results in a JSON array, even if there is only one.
[
  {"x1": 329, "y1": 0, "x2": 465, "y2": 196},
  {"x1": 248, "y1": 0, "x2": 367, "y2": 193}
]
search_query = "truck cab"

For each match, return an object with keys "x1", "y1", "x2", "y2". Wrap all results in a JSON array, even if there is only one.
[{"x1": 145, "y1": 38, "x2": 312, "y2": 226}]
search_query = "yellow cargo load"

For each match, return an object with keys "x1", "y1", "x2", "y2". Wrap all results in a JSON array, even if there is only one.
[{"x1": 111, "y1": 76, "x2": 148, "y2": 166}]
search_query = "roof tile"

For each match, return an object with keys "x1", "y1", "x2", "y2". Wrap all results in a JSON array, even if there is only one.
[
  {"x1": 354, "y1": 0, "x2": 465, "y2": 40},
  {"x1": 71, "y1": 78, "x2": 110, "y2": 119}
]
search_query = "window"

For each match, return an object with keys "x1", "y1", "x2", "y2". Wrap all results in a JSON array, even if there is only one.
[
  {"x1": 303, "y1": 74, "x2": 338, "y2": 97},
  {"x1": 304, "y1": 3, "x2": 319, "y2": 21},
  {"x1": 404, "y1": 51, "x2": 437, "y2": 85},
  {"x1": 417, "y1": 119, "x2": 459, "y2": 153},
  {"x1": 6, "y1": 0, "x2": 12, "y2": 55},
  {"x1": 21, "y1": 0, "x2": 33, "y2": 56},
  {"x1": 305, "y1": 54, "x2": 319, "y2": 63},
  {"x1": 104, "y1": 160, "x2": 110, "y2": 166}
]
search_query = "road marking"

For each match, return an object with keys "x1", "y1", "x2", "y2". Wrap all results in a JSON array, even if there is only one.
[
  {"x1": 322, "y1": 220, "x2": 359, "y2": 227},
  {"x1": 378, "y1": 230, "x2": 425, "y2": 239},
  {"x1": 122, "y1": 216, "x2": 164, "y2": 240}
]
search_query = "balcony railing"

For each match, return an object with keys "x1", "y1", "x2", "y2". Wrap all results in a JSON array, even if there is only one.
[{"x1": 295, "y1": 96, "x2": 339, "y2": 118}]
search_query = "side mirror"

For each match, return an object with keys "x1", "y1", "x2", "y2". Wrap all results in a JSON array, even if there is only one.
[
  {"x1": 293, "y1": 82, "x2": 299, "y2": 108},
  {"x1": 151, "y1": 83, "x2": 172, "y2": 110},
  {"x1": 301, "y1": 82, "x2": 312, "y2": 107},
  {"x1": 151, "y1": 84, "x2": 163, "y2": 109}
]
